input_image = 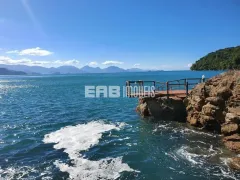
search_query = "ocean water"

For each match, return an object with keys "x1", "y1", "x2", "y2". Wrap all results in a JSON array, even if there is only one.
[{"x1": 0, "y1": 71, "x2": 240, "y2": 180}]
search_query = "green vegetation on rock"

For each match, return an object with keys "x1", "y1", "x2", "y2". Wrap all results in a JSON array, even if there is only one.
[{"x1": 191, "y1": 46, "x2": 240, "y2": 70}]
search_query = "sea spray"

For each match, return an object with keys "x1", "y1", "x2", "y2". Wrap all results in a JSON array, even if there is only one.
[{"x1": 43, "y1": 121, "x2": 138, "y2": 180}]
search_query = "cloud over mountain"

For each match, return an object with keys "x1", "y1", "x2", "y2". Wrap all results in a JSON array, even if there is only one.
[
  {"x1": 0, "y1": 56, "x2": 80, "y2": 67},
  {"x1": 102, "y1": 61, "x2": 123, "y2": 65},
  {"x1": 6, "y1": 47, "x2": 53, "y2": 56}
]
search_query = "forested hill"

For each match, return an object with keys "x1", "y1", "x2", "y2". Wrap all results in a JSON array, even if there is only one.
[{"x1": 191, "y1": 46, "x2": 240, "y2": 70}]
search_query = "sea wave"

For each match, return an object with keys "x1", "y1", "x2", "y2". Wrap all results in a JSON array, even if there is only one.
[
  {"x1": 0, "y1": 165, "x2": 53, "y2": 180},
  {"x1": 43, "y1": 120, "x2": 138, "y2": 180}
]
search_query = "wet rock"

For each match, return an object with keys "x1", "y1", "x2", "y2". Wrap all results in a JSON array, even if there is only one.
[
  {"x1": 137, "y1": 96, "x2": 186, "y2": 121},
  {"x1": 136, "y1": 102, "x2": 150, "y2": 117},
  {"x1": 187, "y1": 112, "x2": 199, "y2": 126},
  {"x1": 228, "y1": 157, "x2": 240, "y2": 170},
  {"x1": 223, "y1": 134, "x2": 240, "y2": 153},
  {"x1": 221, "y1": 123, "x2": 239, "y2": 136}
]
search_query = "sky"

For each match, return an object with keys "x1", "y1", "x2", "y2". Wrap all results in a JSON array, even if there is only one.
[{"x1": 0, "y1": 0, "x2": 239, "y2": 70}]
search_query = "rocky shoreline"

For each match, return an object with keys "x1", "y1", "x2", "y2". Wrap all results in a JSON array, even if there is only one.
[{"x1": 136, "y1": 71, "x2": 240, "y2": 169}]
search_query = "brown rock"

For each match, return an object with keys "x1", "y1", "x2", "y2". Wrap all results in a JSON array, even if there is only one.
[
  {"x1": 221, "y1": 79, "x2": 228, "y2": 87},
  {"x1": 228, "y1": 107, "x2": 240, "y2": 116},
  {"x1": 225, "y1": 113, "x2": 240, "y2": 124},
  {"x1": 217, "y1": 87, "x2": 232, "y2": 100},
  {"x1": 136, "y1": 102, "x2": 150, "y2": 117},
  {"x1": 190, "y1": 84, "x2": 208, "y2": 98},
  {"x1": 189, "y1": 118, "x2": 198, "y2": 126},
  {"x1": 228, "y1": 95, "x2": 240, "y2": 107},
  {"x1": 221, "y1": 123, "x2": 239, "y2": 136},
  {"x1": 202, "y1": 103, "x2": 218, "y2": 116},
  {"x1": 233, "y1": 84, "x2": 240, "y2": 96},
  {"x1": 205, "y1": 97, "x2": 224, "y2": 107},
  {"x1": 228, "y1": 157, "x2": 240, "y2": 170},
  {"x1": 199, "y1": 115, "x2": 215, "y2": 125},
  {"x1": 223, "y1": 134, "x2": 240, "y2": 153},
  {"x1": 187, "y1": 113, "x2": 199, "y2": 126}
]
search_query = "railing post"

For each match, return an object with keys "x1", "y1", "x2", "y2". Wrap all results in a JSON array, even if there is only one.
[{"x1": 186, "y1": 81, "x2": 189, "y2": 95}]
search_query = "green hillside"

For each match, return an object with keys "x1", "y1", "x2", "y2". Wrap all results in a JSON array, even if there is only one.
[{"x1": 191, "y1": 46, "x2": 240, "y2": 70}]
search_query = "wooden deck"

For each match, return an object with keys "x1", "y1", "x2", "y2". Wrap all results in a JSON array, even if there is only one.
[
  {"x1": 127, "y1": 90, "x2": 191, "y2": 99},
  {"x1": 126, "y1": 78, "x2": 205, "y2": 98},
  {"x1": 156, "y1": 90, "x2": 191, "y2": 98}
]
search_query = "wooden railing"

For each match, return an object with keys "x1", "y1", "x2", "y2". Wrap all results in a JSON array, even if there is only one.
[
  {"x1": 126, "y1": 78, "x2": 206, "y2": 97},
  {"x1": 126, "y1": 80, "x2": 156, "y2": 97}
]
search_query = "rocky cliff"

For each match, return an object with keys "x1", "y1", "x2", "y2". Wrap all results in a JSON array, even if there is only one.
[
  {"x1": 136, "y1": 71, "x2": 240, "y2": 169},
  {"x1": 136, "y1": 96, "x2": 187, "y2": 122},
  {"x1": 185, "y1": 71, "x2": 240, "y2": 168}
]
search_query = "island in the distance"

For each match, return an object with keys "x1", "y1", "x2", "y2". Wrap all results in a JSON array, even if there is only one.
[
  {"x1": 191, "y1": 46, "x2": 240, "y2": 70},
  {"x1": 0, "y1": 68, "x2": 27, "y2": 75}
]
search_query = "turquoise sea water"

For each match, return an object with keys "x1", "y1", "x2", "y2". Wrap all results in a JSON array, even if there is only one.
[{"x1": 0, "y1": 71, "x2": 240, "y2": 180}]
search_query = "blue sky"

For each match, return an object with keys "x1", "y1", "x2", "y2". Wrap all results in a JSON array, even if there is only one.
[{"x1": 0, "y1": 0, "x2": 239, "y2": 70}]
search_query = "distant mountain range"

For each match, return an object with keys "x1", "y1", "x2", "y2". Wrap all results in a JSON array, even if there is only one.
[
  {"x1": 0, "y1": 68, "x2": 27, "y2": 75},
  {"x1": 0, "y1": 64, "x2": 147, "y2": 75}
]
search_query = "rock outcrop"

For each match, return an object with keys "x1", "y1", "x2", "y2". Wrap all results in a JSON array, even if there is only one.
[
  {"x1": 185, "y1": 71, "x2": 240, "y2": 132},
  {"x1": 136, "y1": 96, "x2": 187, "y2": 122},
  {"x1": 185, "y1": 71, "x2": 240, "y2": 169}
]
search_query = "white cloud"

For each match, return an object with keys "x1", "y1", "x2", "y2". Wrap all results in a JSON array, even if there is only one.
[
  {"x1": 6, "y1": 47, "x2": 53, "y2": 56},
  {"x1": 187, "y1": 63, "x2": 192, "y2": 67},
  {"x1": 102, "y1": 61, "x2": 124, "y2": 65},
  {"x1": 6, "y1": 50, "x2": 19, "y2": 54},
  {"x1": 0, "y1": 56, "x2": 80, "y2": 67},
  {"x1": 133, "y1": 63, "x2": 140, "y2": 67},
  {"x1": 88, "y1": 61, "x2": 98, "y2": 66}
]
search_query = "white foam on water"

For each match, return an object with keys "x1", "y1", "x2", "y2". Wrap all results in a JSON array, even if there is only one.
[
  {"x1": 177, "y1": 128, "x2": 218, "y2": 137},
  {"x1": 153, "y1": 123, "x2": 171, "y2": 132},
  {"x1": 176, "y1": 146, "x2": 208, "y2": 165},
  {"x1": 0, "y1": 165, "x2": 46, "y2": 180},
  {"x1": 43, "y1": 120, "x2": 138, "y2": 180}
]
